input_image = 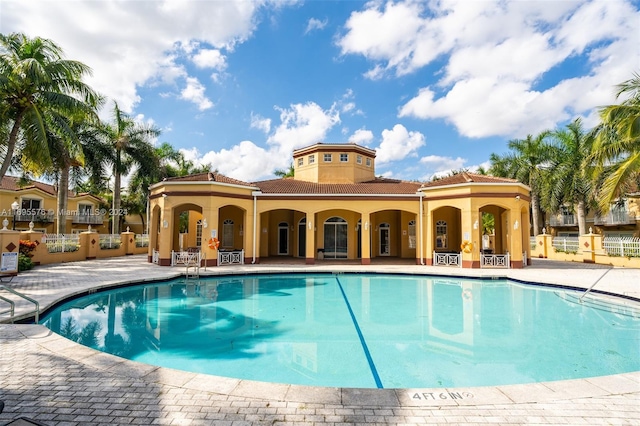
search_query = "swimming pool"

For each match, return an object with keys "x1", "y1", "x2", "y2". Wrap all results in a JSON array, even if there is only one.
[{"x1": 41, "y1": 273, "x2": 640, "y2": 389}]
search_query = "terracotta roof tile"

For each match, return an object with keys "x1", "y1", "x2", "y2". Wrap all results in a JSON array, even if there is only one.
[
  {"x1": 163, "y1": 172, "x2": 254, "y2": 187},
  {"x1": 0, "y1": 176, "x2": 57, "y2": 195},
  {"x1": 420, "y1": 172, "x2": 520, "y2": 188},
  {"x1": 253, "y1": 177, "x2": 422, "y2": 195}
]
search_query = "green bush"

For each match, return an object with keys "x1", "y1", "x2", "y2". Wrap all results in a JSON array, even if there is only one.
[{"x1": 18, "y1": 253, "x2": 34, "y2": 271}]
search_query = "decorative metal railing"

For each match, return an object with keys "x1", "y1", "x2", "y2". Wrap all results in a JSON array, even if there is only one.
[
  {"x1": 480, "y1": 253, "x2": 510, "y2": 268},
  {"x1": 218, "y1": 249, "x2": 244, "y2": 265},
  {"x1": 603, "y1": 237, "x2": 640, "y2": 258},
  {"x1": 433, "y1": 251, "x2": 461, "y2": 267}
]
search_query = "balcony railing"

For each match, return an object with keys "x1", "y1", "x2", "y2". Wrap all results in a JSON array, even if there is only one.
[
  {"x1": 548, "y1": 214, "x2": 576, "y2": 227},
  {"x1": 72, "y1": 213, "x2": 104, "y2": 224},
  {"x1": 15, "y1": 212, "x2": 54, "y2": 223},
  {"x1": 594, "y1": 210, "x2": 636, "y2": 226}
]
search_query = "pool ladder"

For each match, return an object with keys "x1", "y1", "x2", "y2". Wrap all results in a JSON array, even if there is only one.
[{"x1": 0, "y1": 281, "x2": 40, "y2": 324}]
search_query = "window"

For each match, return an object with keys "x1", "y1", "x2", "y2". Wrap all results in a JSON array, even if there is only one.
[
  {"x1": 308, "y1": 155, "x2": 315, "y2": 164},
  {"x1": 298, "y1": 158, "x2": 304, "y2": 167},
  {"x1": 323, "y1": 153, "x2": 332, "y2": 162},
  {"x1": 196, "y1": 220, "x2": 203, "y2": 247},
  {"x1": 340, "y1": 153, "x2": 348, "y2": 162},
  {"x1": 78, "y1": 204, "x2": 93, "y2": 216},
  {"x1": 408, "y1": 220, "x2": 416, "y2": 249},
  {"x1": 560, "y1": 206, "x2": 575, "y2": 225},
  {"x1": 222, "y1": 219, "x2": 234, "y2": 248},
  {"x1": 436, "y1": 220, "x2": 447, "y2": 249},
  {"x1": 356, "y1": 155, "x2": 362, "y2": 164},
  {"x1": 21, "y1": 198, "x2": 41, "y2": 210},
  {"x1": 366, "y1": 158, "x2": 372, "y2": 167}
]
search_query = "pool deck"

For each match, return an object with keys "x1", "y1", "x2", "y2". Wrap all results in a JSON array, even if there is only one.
[{"x1": 1, "y1": 256, "x2": 638, "y2": 425}]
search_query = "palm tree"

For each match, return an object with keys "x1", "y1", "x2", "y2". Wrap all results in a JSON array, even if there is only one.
[
  {"x1": 99, "y1": 102, "x2": 160, "y2": 234},
  {"x1": 591, "y1": 73, "x2": 640, "y2": 211},
  {"x1": 542, "y1": 118, "x2": 595, "y2": 235},
  {"x1": 274, "y1": 163, "x2": 294, "y2": 178},
  {"x1": 489, "y1": 131, "x2": 552, "y2": 235},
  {"x1": 0, "y1": 33, "x2": 100, "y2": 180}
]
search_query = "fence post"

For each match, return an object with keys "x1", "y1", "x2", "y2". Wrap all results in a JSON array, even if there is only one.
[
  {"x1": 20, "y1": 229, "x2": 44, "y2": 266},
  {"x1": 81, "y1": 230, "x2": 98, "y2": 260},
  {"x1": 579, "y1": 232, "x2": 596, "y2": 263},
  {"x1": 535, "y1": 233, "x2": 552, "y2": 258},
  {"x1": 121, "y1": 230, "x2": 135, "y2": 255}
]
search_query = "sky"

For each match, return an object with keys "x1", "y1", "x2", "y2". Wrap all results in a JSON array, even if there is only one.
[{"x1": 2, "y1": 0, "x2": 639, "y2": 183}]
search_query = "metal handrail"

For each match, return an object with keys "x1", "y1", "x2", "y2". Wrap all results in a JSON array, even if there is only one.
[
  {"x1": 0, "y1": 295, "x2": 15, "y2": 318},
  {"x1": 0, "y1": 285, "x2": 40, "y2": 323}
]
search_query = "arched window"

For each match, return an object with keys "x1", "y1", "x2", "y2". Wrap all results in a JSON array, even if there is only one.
[
  {"x1": 196, "y1": 220, "x2": 203, "y2": 247},
  {"x1": 222, "y1": 219, "x2": 234, "y2": 248},
  {"x1": 436, "y1": 220, "x2": 447, "y2": 249},
  {"x1": 408, "y1": 220, "x2": 416, "y2": 249}
]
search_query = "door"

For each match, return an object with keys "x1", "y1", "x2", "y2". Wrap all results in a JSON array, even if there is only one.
[
  {"x1": 278, "y1": 222, "x2": 289, "y2": 255},
  {"x1": 379, "y1": 223, "x2": 390, "y2": 256},
  {"x1": 324, "y1": 217, "x2": 348, "y2": 259},
  {"x1": 298, "y1": 218, "x2": 306, "y2": 257}
]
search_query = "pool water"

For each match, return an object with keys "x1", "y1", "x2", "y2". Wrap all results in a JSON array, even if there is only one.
[{"x1": 41, "y1": 273, "x2": 640, "y2": 388}]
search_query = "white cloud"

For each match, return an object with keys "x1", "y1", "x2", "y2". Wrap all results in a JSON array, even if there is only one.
[
  {"x1": 348, "y1": 128, "x2": 374, "y2": 145},
  {"x1": 250, "y1": 113, "x2": 272, "y2": 134},
  {"x1": 2, "y1": 0, "x2": 261, "y2": 113},
  {"x1": 339, "y1": 0, "x2": 640, "y2": 139},
  {"x1": 305, "y1": 17, "x2": 328, "y2": 34},
  {"x1": 267, "y1": 102, "x2": 340, "y2": 155},
  {"x1": 191, "y1": 48, "x2": 227, "y2": 70},
  {"x1": 180, "y1": 77, "x2": 213, "y2": 111},
  {"x1": 200, "y1": 141, "x2": 283, "y2": 182},
  {"x1": 182, "y1": 101, "x2": 341, "y2": 182},
  {"x1": 419, "y1": 155, "x2": 467, "y2": 180},
  {"x1": 375, "y1": 124, "x2": 425, "y2": 164}
]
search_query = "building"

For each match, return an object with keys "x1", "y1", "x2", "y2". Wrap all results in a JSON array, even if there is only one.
[
  {"x1": 0, "y1": 176, "x2": 108, "y2": 233},
  {"x1": 546, "y1": 197, "x2": 640, "y2": 239},
  {"x1": 149, "y1": 143, "x2": 531, "y2": 268}
]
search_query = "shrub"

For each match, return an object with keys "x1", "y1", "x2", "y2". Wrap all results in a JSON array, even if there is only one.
[{"x1": 18, "y1": 253, "x2": 34, "y2": 271}]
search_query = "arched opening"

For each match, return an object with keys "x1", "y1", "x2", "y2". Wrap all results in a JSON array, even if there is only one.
[{"x1": 323, "y1": 217, "x2": 347, "y2": 259}]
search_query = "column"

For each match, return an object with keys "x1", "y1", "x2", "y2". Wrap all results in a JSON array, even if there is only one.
[
  {"x1": 305, "y1": 212, "x2": 315, "y2": 265},
  {"x1": 360, "y1": 212, "x2": 371, "y2": 265}
]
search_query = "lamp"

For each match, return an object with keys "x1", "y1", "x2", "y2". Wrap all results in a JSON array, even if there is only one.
[
  {"x1": 308, "y1": 221, "x2": 312, "y2": 230},
  {"x1": 11, "y1": 200, "x2": 20, "y2": 230},
  {"x1": 364, "y1": 221, "x2": 368, "y2": 231},
  {"x1": 513, "y1": 220, "x2": 519, "y2": 230},
  {"x1": 473, "y1": 220, "x2": 479, "y2": 230},
  {"x1": 202, "y1": 218, "x2": 208, "y2": 228}
]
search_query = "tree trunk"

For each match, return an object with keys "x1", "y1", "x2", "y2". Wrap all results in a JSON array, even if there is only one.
[
  {"x1": 531, "y1": 192, "x2": 540, "y2": 236},
  {"x1": 576, "y1": 199, "x2": 587, "y2": 236},
  {"x1": 112, "y1": 169, "x2": 121, "y2": 234},
  {"x1": 0, "y1": 112, "x2": 25, "y2": 180},
  {"x1": 56, "y1": 164, "x2": 70, "y2": 234}
]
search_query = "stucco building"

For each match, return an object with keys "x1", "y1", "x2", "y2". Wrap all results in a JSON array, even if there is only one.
[{"x1": 149, "y1": 143, "x2": 531, "y2": 268}]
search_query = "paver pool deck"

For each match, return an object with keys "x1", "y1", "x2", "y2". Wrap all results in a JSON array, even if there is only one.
[{"x1": 1, "y1": 255, "x2": 638, "y2": 425}]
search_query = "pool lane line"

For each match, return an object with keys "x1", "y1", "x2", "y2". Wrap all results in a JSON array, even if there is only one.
[{"x1": 334, "y1": 276, "x2": 384, "y2": 389}]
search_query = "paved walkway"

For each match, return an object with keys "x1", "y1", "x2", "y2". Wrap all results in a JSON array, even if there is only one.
[{"x1": 1, "y1": 256, "x2": 639, "y2": 425}]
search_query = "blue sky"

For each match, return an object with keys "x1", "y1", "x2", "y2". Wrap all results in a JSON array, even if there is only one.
[{"x1": 3, "y1": 0, "x2": 639, "y2": 183}]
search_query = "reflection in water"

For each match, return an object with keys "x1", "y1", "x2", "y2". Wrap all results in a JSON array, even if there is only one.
[{"x1": 42, "y1": 274, "x2": 640, "y2": 389}]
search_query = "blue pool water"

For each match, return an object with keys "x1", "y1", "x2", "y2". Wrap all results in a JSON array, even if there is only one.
[{"x1": 41, "y1": 273, "x2": 640, "y2": 388}]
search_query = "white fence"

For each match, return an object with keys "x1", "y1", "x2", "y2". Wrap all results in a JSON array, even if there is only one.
[
  {"x1": 99, "y1": 234, "x2": 122, "y2": 250},
  {"x1": 135, "y1": 234, "x2": 149, "y2": 248},
  {"x1": 171, "y1": 250, "x2": 203, "y2": 267},
  {"x1": 603, "y1": 237, "x2": 640, "y2": 258},
  {"x1": 42, "y1": 234, "x2": 80, "y2": 253},
  {"x1": 433, "y1": 251, "x2": 461, "y2": 267},
  {"x1": 552, "y1": 237, "x2": 580, "y2": 253},
  {"x1": 481, "y1": 253, "x2": 510, "y2": 268}
]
